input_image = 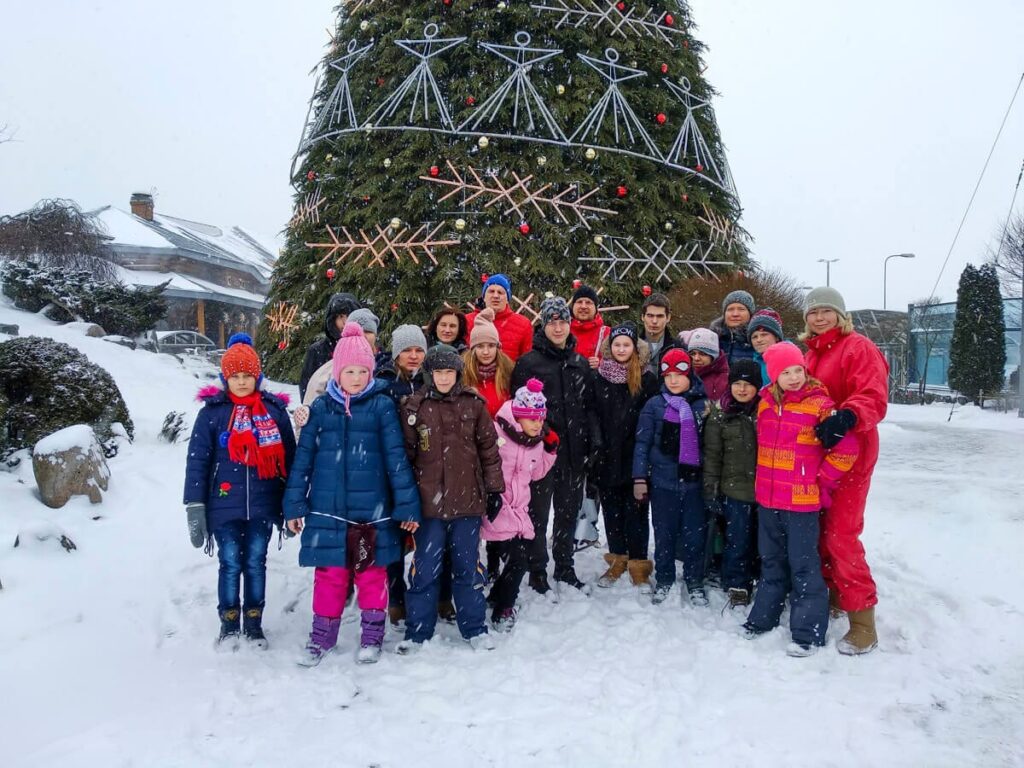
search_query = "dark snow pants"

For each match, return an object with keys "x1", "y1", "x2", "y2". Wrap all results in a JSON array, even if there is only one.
[
  {"x1": 489, "y1": 536, "x2": 531, "y2": 615},
  {"x1": 527, "y1": 454, "x2": 585, "y2": 579},
  {"x1": 601, "y1": 483, "x2": 650, "y2": 560},
  {"x1": 650, "y1": 481, "x2": 706, "y2": 589},
  {"x1": 212, "y1": 518, "x2": 273, "y2": 613},
  {"x1": 721, "y1": 496, "x2": 755, "y2": 591}
]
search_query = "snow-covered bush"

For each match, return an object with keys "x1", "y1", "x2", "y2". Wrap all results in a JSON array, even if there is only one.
[
  {"x1": 0, "y1": 336, "x2": 134, "y2": 457},
  {"x1": 0, "y1": 259, "x2": 168, "y2": 337}
]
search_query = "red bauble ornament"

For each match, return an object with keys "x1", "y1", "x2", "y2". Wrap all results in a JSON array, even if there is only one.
[
  {"x1": 429, "y1": 165, "x2": 440, "y2": 177},
  {"x1": 655, "y1": 113, "x2": 667, "y2": 125},
  {"x1": 518, "y1": 222, "x2": 531, "y2": 235},
  {"x1": 277, "y1": 340, "x2": 288, "y2": 350},
  {"x1": 376, "y1": 77, "x2": 386, "y2": 87},
  {"x1": 572, "y1": 279, "x2": 582, "y2": 290},
  {"x1": 683, "y1": 39, "x2": 690, "y2": 49},
  {"x1": 682, "y1": 193, "x2": 690, "y2": 203},
  {"x1": 642, "y1": 285, "x2": 653, "y2": 297},
  {"x1": 306, "y1": 170, "x2": 316, "y2": 181},
  {"x1": 664, "y1": 13, "x2": 675, "y2": 26},
  {"x1": 695, "y1": 163, "x2": 704, "y2": 173},
  {"x1": 616, "y1": 185, "x2": 628, "y2": 198},
  {"x1": 481, "y1": 273, "x2": 490, "y2": 284},
  {"x1": 660, "y1": 63, "x2": 669, "y2": 74},
  {"x1": 391, "y1": 303, "x2": 399, "y2": 311},
  {"x1": 616, "y1": 1, "x2": 625, "y2": 10},
  {"x1": 326, "y1": 268, "x2": 336, "y2": 281},
  {"x1": 443, "y1": 0, "x2": 452, "y2": 5},
  {"x1": 465, "y1": 96, "x2": 476, "y2": 106},
  {"x1": 362, "y1": 195, "x2": 371, "y2": 203}
]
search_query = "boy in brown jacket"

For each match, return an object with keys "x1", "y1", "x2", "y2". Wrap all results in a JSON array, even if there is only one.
[{"x1": 397, "y1": 344, "x2": 505, "y2": 653}]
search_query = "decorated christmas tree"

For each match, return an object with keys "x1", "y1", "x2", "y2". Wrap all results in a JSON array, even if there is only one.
[{"x1": 260, "y1": 0, "x2": 748, "y2": 379}]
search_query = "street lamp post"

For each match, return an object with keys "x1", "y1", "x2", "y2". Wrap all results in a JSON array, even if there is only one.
[
  {"x1": 817, "y1": 258, "x2": 840, "y2": 287},
  {"x1": 883, "y1": 253, "x2": 916, "y2": 310}
]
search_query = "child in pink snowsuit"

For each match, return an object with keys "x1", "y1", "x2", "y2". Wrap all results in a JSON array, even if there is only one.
[{"x1": 482, "y1": 378, "x2": 558, "y2": 631}]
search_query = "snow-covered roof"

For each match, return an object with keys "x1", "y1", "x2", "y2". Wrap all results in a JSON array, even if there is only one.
[
  {"x1": 113, "y1": 265, "x2": 267, "y2": 310},
  {"x1": 91, "y1": 206, "x2": 276, "y2": 283}
]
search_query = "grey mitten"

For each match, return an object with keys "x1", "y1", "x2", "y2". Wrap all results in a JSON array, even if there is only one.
[{"x1": 186, "y1": 503, "x2": 208, "y2": 549}]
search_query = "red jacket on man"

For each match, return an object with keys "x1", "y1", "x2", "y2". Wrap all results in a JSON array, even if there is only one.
[{"x1": 466, "y1": 306, "x2": 534, "y2": 361}]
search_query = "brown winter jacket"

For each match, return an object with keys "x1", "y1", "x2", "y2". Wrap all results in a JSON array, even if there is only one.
[{"x1": 401, "y1": 384, "x2": 505, "y2": 520}]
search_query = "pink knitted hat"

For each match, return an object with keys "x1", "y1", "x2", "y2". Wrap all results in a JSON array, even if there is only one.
[
  {"x1": 332, "y1": 321, "x2": 376, "y2": 381},
  {"x1": 511, "y1": 378, "x2": 547, "y2": 420},
  {"x1": 762, "y1": 341, "x2": 805, "y2": 384}
]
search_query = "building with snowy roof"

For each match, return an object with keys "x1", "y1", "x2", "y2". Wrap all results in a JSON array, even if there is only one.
[{"x1": 90, "y1": 193, "x2": 276, "y2": 347}]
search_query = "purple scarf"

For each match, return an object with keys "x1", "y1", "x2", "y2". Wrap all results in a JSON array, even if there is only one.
[
  {"x1": 597, "y1": 358, "x2": 628, "y2": 384},
  {"x1": 662, "y1": 393, "x2": 701, "y2": 466}
]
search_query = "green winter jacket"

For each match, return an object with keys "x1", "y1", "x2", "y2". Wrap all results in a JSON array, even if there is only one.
[{"x1": 702, "y1": 398, "x2": 758, "y2": 504}]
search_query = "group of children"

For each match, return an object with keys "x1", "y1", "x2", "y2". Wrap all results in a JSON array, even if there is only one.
[{"x1": 184, "y1": 290, "x2": 861, "y2": 663}]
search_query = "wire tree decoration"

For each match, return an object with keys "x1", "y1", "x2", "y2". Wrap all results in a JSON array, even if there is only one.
[
  {"x1": 309, "y1": 39, "x2": 374, "y2": 142},
  {"x1": 662, "y1": 77, "x2": 727, "y2": 188}
]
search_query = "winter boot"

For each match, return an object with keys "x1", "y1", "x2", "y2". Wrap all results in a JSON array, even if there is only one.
[
  {"x1": 388, "y1": 604, "x2": 405, "y2": 628},
  {"x1": 437, "y1": 600, "x2": 457, "y2": 624},
  {"x1": 555, "y1": 569, "x2": 591, "y2": 595},
  {"x1": 217, "y1": 608, "x2": 241, "y2": 650},
  {"x1": 491, "y1": 607, "x2": 517, "y2": 633},
  {"x1": 627, "y1": 559, "x2": 654, "y2": 594},
  {"x1": 837, "y1": 607, "x2": 878, "y2": 656},
  {"x1": 468, "y1": 632, "x2": 496, "y2": 651},
  {"x1": 727, "y1": 588, "x2": 751, "y2": 608},
  {"x1": 741, "y1": 621, "x2": 771, "y2": 639},
  {"x1": 395, "y1": 639, "x2": 423, "y2": 655},
  {"x1": 786, "y1": 641, "x2": 821, "y2": 658},
  {"x1": 357, "y1": 609, "x2": 386, "y2": 664},
  {"x1": 829, "y1": 588, "x2": 845, "y2": 619},
  {"x1": 529, "y1": 571, "x2": 551, "y2": 595},
  {"x1": 596, "y1": 553, "x2": 628, "y2": 588},
  {"x1": 242, "y1": 607, "x2": 268, "y2": 650},
  {"x1": 651, "y1": 583, "x2": 672, "y2": 605},
  {"x1": 297, "y1": 615, "x2": 341, "y2": 667},
  {"x1": 687, "y1": 586, "x2": 710, "y2": 607}
]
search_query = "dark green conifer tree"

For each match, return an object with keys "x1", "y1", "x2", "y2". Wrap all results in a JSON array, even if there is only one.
[
  {"x1": 948, "y1": 263, "x2": 1006, "y2": 404},
  {"x1": 261, "y1": 0, "x2": 748, "y2": 379}
]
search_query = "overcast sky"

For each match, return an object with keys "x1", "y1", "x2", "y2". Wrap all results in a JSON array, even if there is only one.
[{"x1": 1, "y1": 1, "x2": 1022, "y2": 312}]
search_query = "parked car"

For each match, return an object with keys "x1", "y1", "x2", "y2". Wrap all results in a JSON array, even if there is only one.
[{"x1": 150, "y1": 330, "x2": 219, "y2": 356}]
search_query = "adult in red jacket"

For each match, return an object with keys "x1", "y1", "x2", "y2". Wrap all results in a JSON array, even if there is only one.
[
  {"x1": 802, "y1": 286, "x2": 888, "y2": 656},
  {"x1": 569, "y1": 283, "x2": 607, "y2": 368},
  {"x1": 465, "y1": 274, "x2": 534, "y2": 362}
]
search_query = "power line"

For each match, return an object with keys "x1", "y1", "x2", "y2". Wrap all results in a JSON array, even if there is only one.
[{"x1": 925, "y1": 71, "x2": 1024, "y2": 305}]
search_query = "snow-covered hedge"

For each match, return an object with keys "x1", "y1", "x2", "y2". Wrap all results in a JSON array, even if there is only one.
[{"x1": 0, "y1": 336, "x2": 134, "y2": 457}]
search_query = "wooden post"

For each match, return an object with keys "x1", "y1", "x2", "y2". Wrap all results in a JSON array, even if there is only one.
[
  {"x1": 196, "y1": 299, "x2": 206, "y2": 336},
  {"x1": 218, "y1": 321, "x2": 226, "y2": 348}
]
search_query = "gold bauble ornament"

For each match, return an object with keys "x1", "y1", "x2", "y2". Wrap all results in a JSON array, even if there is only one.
[
  {"x1": 664, "y1": 222, "x2": 674, "y2": 232},
  {"x1": 584, "y1": 148, "x2": 597, "y2": 160},
  {"x1": 497, "y1": 0, "x2": 507, "y2": 8},
  {"x1": 514, "y1": 256, "x2": 522, "y2": 266},
  {"x1": 383, "y1": 158, "x2": 392, "y2": 168},
  {"x1": 593, "y1": 235, "x2": 604, "y2": 246},
  {"x1": 537, "y1": 155, "x2": 547, "y2": 167},
  {"x1": 360, "y1": 20, "x2": 370, "y2": 31},
  {"x1": 455, "y1": 218, "x2": 466, "y2": 231},
  {"x1": 477, "y1": 136, "x2": 490, "y2": 149},
  {"x1": 389, "y1": 217, "x2": 402, "y2": 230},
  {"x1": 556, "y1": 84, "x2": 566, "y2": 95}
]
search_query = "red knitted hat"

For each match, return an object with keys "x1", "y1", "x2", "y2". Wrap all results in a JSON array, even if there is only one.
[
  {"x1": 660, "y1": 348, "x2": 692, "y2": 376},
  {"x1": 220, "y1": 336, "x2": 262, "y2": 379}
]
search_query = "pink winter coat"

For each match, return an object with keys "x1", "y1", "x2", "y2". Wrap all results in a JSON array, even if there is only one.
[
  {"x1": 480, "y1": 400, "x2": 557, "y2": 542},
  {"x1": 755, "y1": 383, "x2": 859, "y2": 513}
]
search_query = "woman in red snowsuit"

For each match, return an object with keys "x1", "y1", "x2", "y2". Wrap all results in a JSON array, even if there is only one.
[{"x1": 802, "y1": 286, "x2": 888, "y2": 655}]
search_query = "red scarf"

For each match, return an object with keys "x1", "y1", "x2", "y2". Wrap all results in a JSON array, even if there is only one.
[{"x1": 226, "y1": 391, "x2": 287, "y2": 480}]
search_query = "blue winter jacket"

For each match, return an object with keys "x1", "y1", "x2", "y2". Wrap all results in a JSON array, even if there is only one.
[
  {"x1": 753, "y1": 349, "x2": 769, "y2": 388},
  {"x1": 282, "y1": 378, "x2": 421, "y2": 568},
  {"x1": 711, "y1": 316, "x2": 756, "y2": 365},
  {"x1": 632, "y1": 379, "x2": 709, "y2": 491},
  {"x1": 183, "y1": 388, "x2": 296, "y2": 531}
]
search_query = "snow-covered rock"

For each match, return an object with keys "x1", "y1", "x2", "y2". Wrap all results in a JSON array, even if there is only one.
[
  {"x1": 63, "y1": 321, "x2": 106, "y2": 338},
  {"x1": 0, "y1": 323, "x2": 18, "y2": 336},
  {"x1": 31, "y1": 425, "x2": 110, "y2": 508}
]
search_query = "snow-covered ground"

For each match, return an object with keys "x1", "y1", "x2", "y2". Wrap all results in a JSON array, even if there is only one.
[{"x1": 1, "y1": 299, "x2": 1022, "y2": 768}]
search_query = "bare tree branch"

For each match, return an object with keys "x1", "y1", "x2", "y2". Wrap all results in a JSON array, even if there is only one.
[
  {"x1": 0, "y1": 198, "x2": 117, "y2": 279},
  {"x1": 0, "y1": 123, "x2": 15, "y2": 144},
  {"x1": 990, "y1": 210, "x2": 1024, "y2": 295}
]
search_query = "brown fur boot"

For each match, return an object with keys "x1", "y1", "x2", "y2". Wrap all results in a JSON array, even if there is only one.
[
  {"x1": 626, "y1": 559, "x2": 654, "y2": 594},
  {"x1": 837, "y1": 607, "x2": 878, "y2": 655},
  {"x1": 597, "y1": 553, "x2": 628, "y2": 588}
]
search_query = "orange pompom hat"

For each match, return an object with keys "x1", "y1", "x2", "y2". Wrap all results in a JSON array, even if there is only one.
[{"x1": 220, "y1": 333, "x2": 263, "y2": 382}]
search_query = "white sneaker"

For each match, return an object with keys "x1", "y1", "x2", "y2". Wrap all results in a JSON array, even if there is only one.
[
  {"x1": 357, "y1": 644, "x2": 382, "y2": 664},
  {"x1": 786, "y1": 642, "x2": 821, "y2": 658},
  {"x1": 395, "y1": 640, "x2": 422, "y2": 656},
  {"x1": 296, "y1": 643, "x2": 331, "y2": 667},
  {"x1": 651, "y1": 584, "x2": 672, "y2": 604},
  {"x1": 468, "y1": 633, "x2": 496, "y2": 651}
]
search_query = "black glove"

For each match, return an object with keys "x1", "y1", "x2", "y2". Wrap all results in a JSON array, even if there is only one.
[
  {"x1": 186, "y1": 503, "x2": 207, "y2": 549},
  {"x1": 486, "y1": 492, "x2": 503, "y2": 523},
  {"x1": 815, "y1": 409, "x2": 857, "y2": 449}
]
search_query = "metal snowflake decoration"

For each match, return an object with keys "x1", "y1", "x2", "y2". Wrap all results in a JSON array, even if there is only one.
[
  {"x1": 289, "y1": 187, "x2": 326, "y2": 228},
  {"x1": 579, "y1": 236, "x2": 733, "y2": 283},
  {"x1": 305, "y1": 221, "x2": 461, "y2": 268},
  {"x1": 457, "y1": 32, "x2": 567, "y2": 142},
  {"x1": 420, "y1": 161, "x2": 616, "y2": 229},
  {"x1": 366, "y1": 24, "x2": 466, "y2": 131},
  {"x1": 530, "y1": 0, "x2": 688, "y2": 46}
]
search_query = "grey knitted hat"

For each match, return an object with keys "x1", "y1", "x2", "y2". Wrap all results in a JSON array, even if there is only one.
[
  {"x1": 804, "y1": 286, "x2": 848, "y2": 319},
  {"x1": 721, "y1": 289, "x2": 755, "y2": 316},
  {"x1": 391, "y1": 324, "x2": 428, "y2": 357},
  {"x1": 423, "y1": 343, "x2": 464, "y2": 374},
  {"x1": 348, "y1": 308, "x2": 379, "y2": 334},
  {"x1": 540, "y1": 296, "x2": 571, "y2": 326}
]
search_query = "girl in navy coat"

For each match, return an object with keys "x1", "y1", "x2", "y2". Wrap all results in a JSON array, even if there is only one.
[
  {"x1": 632, "y1": 348, "x2": 710, "y2": 606},
  {"x1": 284, "y1": 323, "x2": 421, "y2": 665},
  {"x1": 183, "y1": 334, "x2": 296, "y2": 649}
]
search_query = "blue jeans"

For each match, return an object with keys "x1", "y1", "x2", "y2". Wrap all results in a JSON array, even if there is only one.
[
  {"x1": 650, "y1": 483, "x2": 706, "y2": 589},
  {"x1": 746, "y1": 509, "x2": 829, "y2": 646},
  {"x1": 722, "y1": 497, "x2": 755, "y2": 591},
  {"x1": 212, "y1": 518, "x2": 273, "y2": 612},
  {"x1": 405, "y1": 517, "x2": 487, "y2": 642}
]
